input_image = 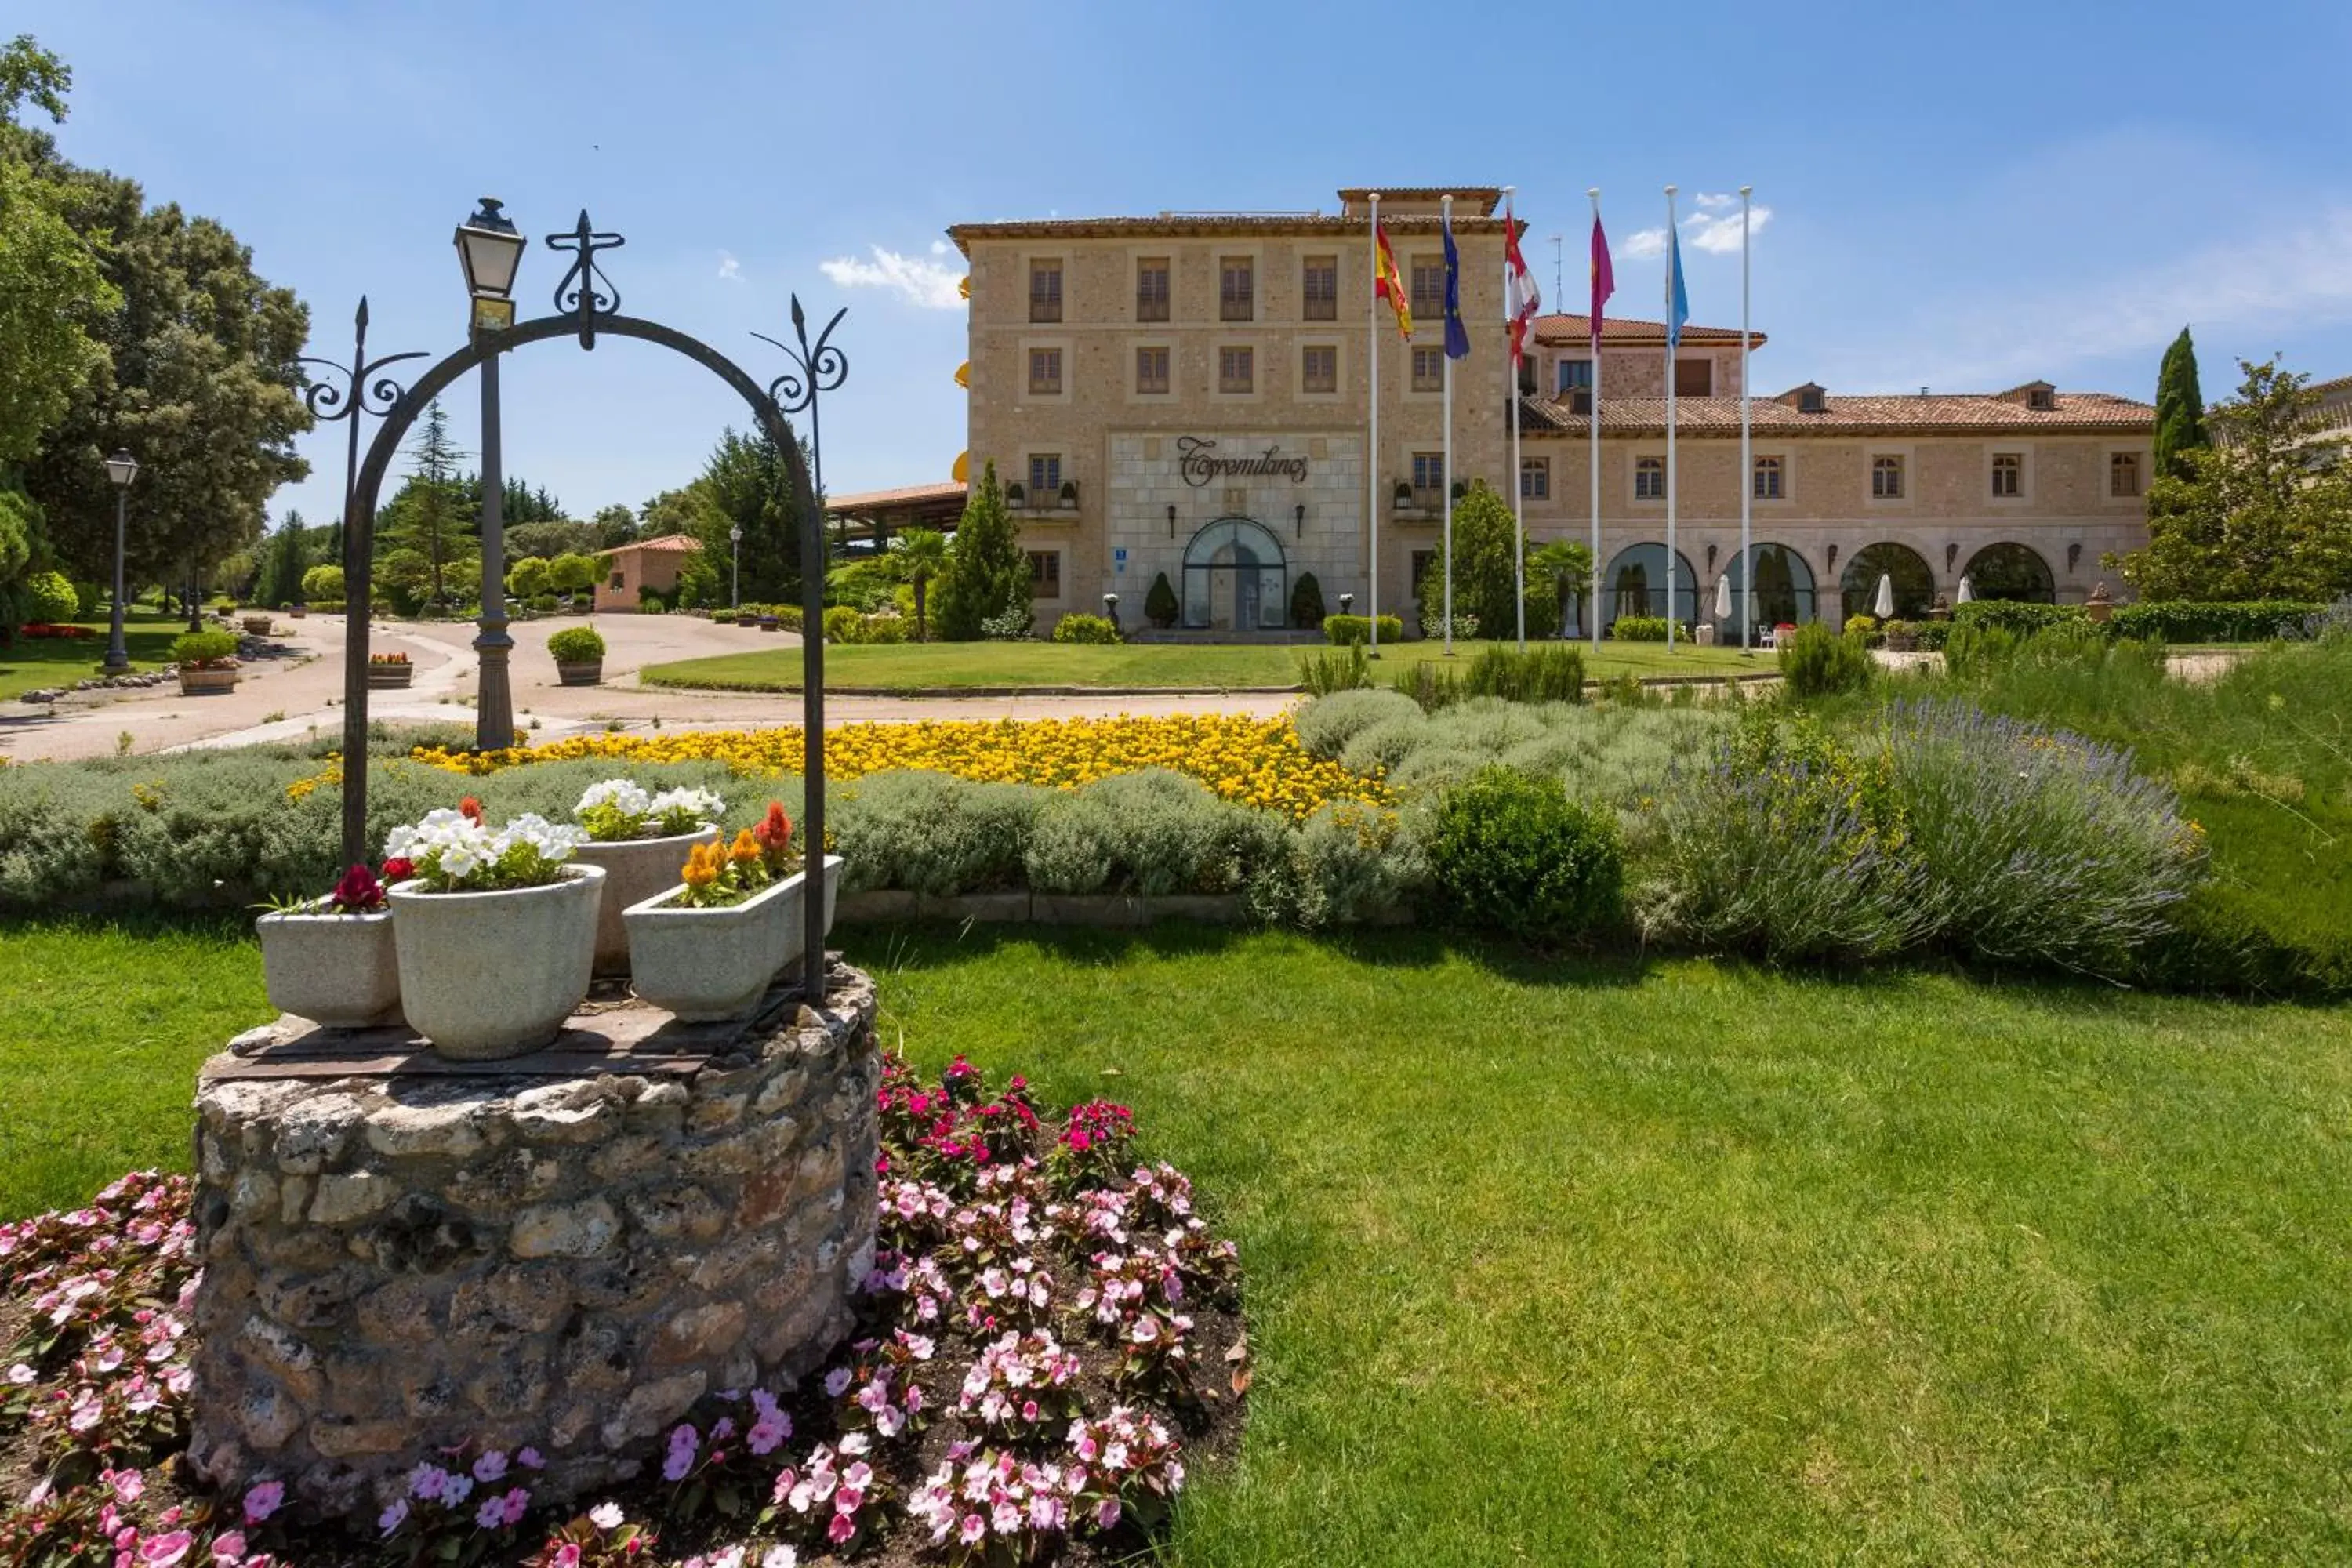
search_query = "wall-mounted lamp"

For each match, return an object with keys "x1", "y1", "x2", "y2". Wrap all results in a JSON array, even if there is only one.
[
  {"x1": 1294, "y1": 503, "x2": 1305, "y2": 539},
  {"x1": 2067, "y1": 542, "x2": 2082, "y2": 573},
  {"x1": 1825, "y1": 543, "x2": 1839, "y2": 572},
  {"x1": 1705, "y1": 543, "x2": 1718, "y2": 573},
  {"x1": 1945, "y1": 543, "x2": 1960, "y2": 573},
  {"x1": 1167, "y1": 504, "x2": 1176, "y2": 539}
]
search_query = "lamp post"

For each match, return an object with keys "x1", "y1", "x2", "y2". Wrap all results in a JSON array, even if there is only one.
[
  {"x1": 730, "y1": 524, "x2": 742, "y2": 610},
  {"x1": 455, "y1": 198, "x2": 528, "y2": 750},
  {"x1": 1102, "y1": 592, "x2": 1118, "y2": 633},
  {"x1": 102, "y1": 450, "x2": 138, "y2": 673}
]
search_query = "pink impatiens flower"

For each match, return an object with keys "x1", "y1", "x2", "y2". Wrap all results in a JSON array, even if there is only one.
[
  {"x1": 137, "y1": 1530, "x2": 194, "y2": 1567},
  {"x1": 241, "y1": 1480, "x2": 284, "y2": 1523},
  {"x1": 210, "y1": 1532, "x2": 247, "y2": 1564},
  {"x1": 551, "y1": 1547, "x2": 581, "y2": 1568}
]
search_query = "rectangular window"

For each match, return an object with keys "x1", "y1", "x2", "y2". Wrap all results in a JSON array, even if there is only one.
[
  {"x1": 1411, "y1": 550, "x2": 1439, "y2": 597},
  {"x1": 1411, "y1": 346, "x2": 1446, "y2": 393},
  {"x1": 1872, "y1": 455, "x2": 1904, "y2": 499},
  {"x1": 1029, "y1": 260, "x2": 1062, "y2": 324},
  {"x1": 608, "y1": 572, "x2": 624, "y2": 590},
  {"x1": 1218, "y1": 345, "x2": 1254, "y2": 394},
  {"x1": 1219, "y1": 256, "x2": 1254, "y2": 321},
  {"x1": 1520, "y1": 458, "x2": 1550, "y2": 501},
  {"x1": 1135, "y1": 258, "x2": 1170, "y2": 322},
  {"x1": 1302, "y1": 256, "x2": 1338, "y2": 321},
  {"x1": 1301, "y1": 344, "x2": 1338, "y2": 394},
  {"x1": 1752, "y1": 456, "x2": 1784, "y2": 500},
  {"x1": 1410, "y1": 260, "x2": 1445, "y2": 325},
  {"x1": 2111, "y1": 451, "x2": 2141, "y2": 498},
  {"x1": 1028, "y1": 454, "x2": 1061, "y2": 497},
  {"x1": 1635, "y1": 456, "x2": 1664, "y2": 500},
  {"x1": 1027, "y1": 347, "x2": 1062, "y2": 396},
  {"x1": 1557, "y1": 358, "x2": 1594, "y2": 394},
  {"x1": 1134, "y1": 346, "x2": 1169, "y2": 395},
  {"x1": 1674, "y1": 358, "x2": 1713, "y2": 397},
  {"x1": 1026, "y1": 550, "x2": 1061, "y2": 600},
  {"x1": 1992, "y1": 452, "x2": 2023, "y2": 497},
  {"x1": 1412, "y1": 452, "x2": 1445, "y2": 494}
]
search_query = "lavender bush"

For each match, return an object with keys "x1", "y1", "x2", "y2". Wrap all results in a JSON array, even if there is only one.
[{"x1": 1885, "y1": 699, "x2": 2206, "y2": 975}]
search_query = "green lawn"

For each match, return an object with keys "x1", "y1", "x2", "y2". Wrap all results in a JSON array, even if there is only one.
[
  {"x1": 0, "y1": 612, "x2": 180, "y2": 700},
  {"x1": 642, "y1": 637, "x2": 1763, "y2": 693},
  {"x1": 7, "y1": 915, "x2": 2350, "y2": 1562}
]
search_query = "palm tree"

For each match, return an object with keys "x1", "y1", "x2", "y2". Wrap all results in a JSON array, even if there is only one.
[
  {"x1": 1529, "y1": 539, "x2": 1595, "y2": 637},
  {"x1": 893, "y1": 528, "x2": 950, "y2": 642}
]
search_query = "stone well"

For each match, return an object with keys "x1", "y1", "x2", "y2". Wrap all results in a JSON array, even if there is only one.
[{"x1": 185, "y1": 961, "x2": 880, "y2": 1519}]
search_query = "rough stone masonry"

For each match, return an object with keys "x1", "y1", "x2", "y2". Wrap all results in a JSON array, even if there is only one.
[{"x1": 184, "y1": 965, "x2": 881, "y2": 1519}]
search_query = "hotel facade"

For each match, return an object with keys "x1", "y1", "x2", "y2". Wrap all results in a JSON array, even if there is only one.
[{"x1": 946, "y1": 187, "x2": 2156, "y2": 637}]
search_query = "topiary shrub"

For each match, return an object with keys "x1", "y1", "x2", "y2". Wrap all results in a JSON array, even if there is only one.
[
  {"x1": 1427, "y1": 766, "x2": 1622, "y2": 942},
  {"x1": 1144, "y1": 572, "x2": 1180, "y2": 630},
  {"x1": 1050, "y1": 613, "x2": 1122, "y2": 645},
  {"x1": 546, "y1": 626, "x2": 606, "y2": 662},
  {"x1": 1289, "y1": 572, "x2": 1326, "y2": 630},
  {"x1": 22, "y1": 570, "x2": 77, "y2": 624},
  {"x1": 1322, "y1": 613, "x2": 1404, "y2": 647},
  {"x1": 1778, "y1": 622, "x2": 1875, "y2": 699},
  {"x1": 299, "y1": 564, "x2": 344, "y2": 604},
  {"x1": 1610, "y1": 615, "x2": 1672, "y2": 642},
  {"x1": 172, "y1": 630, "x2": 238, "y2": 668}
]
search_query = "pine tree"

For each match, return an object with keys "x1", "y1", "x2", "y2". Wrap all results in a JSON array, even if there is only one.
[
  {"x1": 933, "y1": 462, "x2": 1030, "y2": 640},
  {"x1": 383, "y1": 401, "x2": 472, "y2": 610},
  {"x1": 2153, "y1": 327, "x2": 2208, "y2": 481},
  {"x1": 253, "y1": 510, "x2": 310, "y2": 608}
]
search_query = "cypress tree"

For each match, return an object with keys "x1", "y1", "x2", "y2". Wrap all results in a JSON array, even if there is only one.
[
  {"x1": 934, "y1": 462, "x2": 1029, "y2": 640},
  {"x1": 2152, "y1": 326, "x2": 2208, "y2": 480}
]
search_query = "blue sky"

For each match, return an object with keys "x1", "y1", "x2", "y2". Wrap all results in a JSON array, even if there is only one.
[{"x1": 18, "y1": 0, "x2": 2352, "y2": 528}]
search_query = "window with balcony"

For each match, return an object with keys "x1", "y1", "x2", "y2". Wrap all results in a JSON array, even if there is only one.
[
  {"x1": 1219, "y1": 256, "x2": 1254, "y2": 321},
  {"x1": 1029, "y1": 260, "x2": 1062, "y2": 324},
  {"x1": 1218, "y1": 345, "x2": 1254, "y2": 394},
  {"x1": 1752, "y1": 456, "x2": 1784, "y2": 499},
  {"x1": 1302, "y1": 256, "x2": 1338, "y2": 321},
  {"x1": 1411, "y1": 452, "x2": 1444, "y2": 496},
  {"x1": 1635, "y1": 456, "x2": 1664, "y2": 500},
  {"x1": 1301, "y1": 344, "x2": 1337, "y2": 394},
  {"x1": 1871, "y1": 455, "x2": 1904, "y2": 498},
  {"x1": 1134, "y1": 346, "x2": 1169, "y2": 395},
  {"x1": 1028, "y1": 453, "x2": 1061, "y2": 497},
  {"x1": 1411, "y1": 346, "x2": 1445, "y2": 393},
  {"x1": 1520, "y1": 458, "x2": 1550, "y2": 500},
  {"x1": 1027, "y1": 347, "x2": 1062, "y2": 396},
  {"x1": 1135, "y1": 258, "x2": 1169, "y2": 322},
  {"x1": 1992, "y1": 452, "x2": 2023, "y2": 498}
]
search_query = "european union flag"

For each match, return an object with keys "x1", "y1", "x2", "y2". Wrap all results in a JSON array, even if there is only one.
[
  {"x1": 1441, "y1": 209, "x2": 1470, "y2": 360},
  {"x1": 1667, "y1": 223, "x2": 1689, "y2": 350}
]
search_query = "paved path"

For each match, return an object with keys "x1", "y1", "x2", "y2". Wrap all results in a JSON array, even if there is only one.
[{"x1": 0, "y1": 614, "x2": 1298, "y2": 763}]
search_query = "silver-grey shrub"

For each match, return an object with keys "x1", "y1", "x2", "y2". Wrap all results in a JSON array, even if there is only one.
[
  {"x1": 1294, "y1": 688, "x2": 1424, "y2": 760},
  {"x1": 1885, "y1": 699, "x2": 2205, "y2": 975},
  {"x1": 830, "y1": 770, "x2": 1044, "y2": 895},
  {"x1": 1024, "y1": 768, "x2": 1279, "y2": 896},
  {"x1": 1249, "y1": 800, "x2": 1431, "y2": 928}
]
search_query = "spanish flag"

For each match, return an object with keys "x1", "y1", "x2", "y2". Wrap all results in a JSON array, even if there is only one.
[{"x1": 1374, "y1": 220, "x2": 1411, "y2": 338}]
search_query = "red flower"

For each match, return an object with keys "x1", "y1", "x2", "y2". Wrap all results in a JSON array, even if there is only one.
[
  {"x1": 328, "y1": 863, "x2": 387, "y2": 913},
  {"x1": 753, "y1": 800, "x2": 793, "y2": 866},
  {"x1": 459, "y1": 796, "x2": 485, "y2": 824},
  {"x1": 379, "y1": 857, "x2": 415, "y2": 884}
]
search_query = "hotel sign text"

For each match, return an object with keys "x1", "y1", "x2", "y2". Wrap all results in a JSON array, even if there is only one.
[{"x1": 1175, "y1": 435, "x2": 1308, "y2": 488}]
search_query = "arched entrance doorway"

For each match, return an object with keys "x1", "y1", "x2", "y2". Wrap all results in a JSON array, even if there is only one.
[
  {"x1": 1962, "y1": 542, "x2": 2056, "y2": 604},
  {"x1": 1839, "y1": 542, "x2": 1936, "y2": 621},
  {"x1": 1182, "y1": 517, "x2": 1287, "y2": 631},
  {"x1": 1715, "y1": 543, "x2": 1816, "y2": 644},
  {"x1": 1602, "y1": 542, "x2": 1699, "y2": 632}
]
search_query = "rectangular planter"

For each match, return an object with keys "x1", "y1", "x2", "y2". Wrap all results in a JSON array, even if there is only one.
[
  {"x1": 622, "y1": 855, "x2": 843, "y2": 1020},
  {"x1": 180, "y1": 668, "x2": 239, "y2": 696},
  {"x1": 256, "y1": 902, "x2": 402, "y2": 1028},
  {"x1": 366, "y1": 664, "x2": 414, "y2": 689}
]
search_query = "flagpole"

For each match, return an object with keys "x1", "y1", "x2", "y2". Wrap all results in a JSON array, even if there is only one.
[
  {"x1": 1368, "y1": 192, "x2": 1381, "y2": 658},
  {"x1": 1589, "y1": 189, "x2": 1603, "y2": 652},
  {"x1": 1739, "y1": 184, "x2": 1753, "y2": 655},
  {"x1": 1664, "y1": 183, "x2": 1678, "y2": 653},
  {"x1": 1441, "y1": 192, "x2": 1455, "y2": 657},
  {"x1": 1506, "y1": 187, "x2": 1525, "y2": 652}
]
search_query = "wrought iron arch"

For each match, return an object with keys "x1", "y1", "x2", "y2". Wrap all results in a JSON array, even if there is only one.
[{"x1": 336, "y1": 312, "x2": 834, "y2": 996}]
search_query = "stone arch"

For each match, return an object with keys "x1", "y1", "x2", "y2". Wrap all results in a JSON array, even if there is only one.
[
  {"x1": 1962, "y1": 541, "x2": 2056, "y2": 604},
  {"x1": 1715, "y1": 543, "x2": 1817, "y2": 642},
  {"x1": 1602, "y1": 541, "x2": 1700, "y2": 631},
  {"x1": 1839, "y1": 541, "x2": 1938, "y2": 621},
  {"x1": 1180, "y1": 516, "x2": 1287, "y2": 631}
]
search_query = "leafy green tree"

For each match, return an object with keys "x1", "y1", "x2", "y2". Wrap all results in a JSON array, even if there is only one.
[
  {"x1": 1530, "y1": 538, "x2": 1595, "y2": 636},
  {"x1": 893, "y1": 528, "x2": 949, "y2": 641},
  {"x1": 0, "y1": 477, "x2": 45, "y2": 639},
  {"x1": 0, "y1": 38, "x2": 116, "y2": 467},
  {"x1": 2110, "y1": 358, "x2": 2352, "y2": 601},
  {"x1": 299, "y1": 563, "x2": 343, "y2": 603},
  {"x1": 252, "y1": 510, "x2": 310, "y2": 608},
  {"x1": 590, "y1": 503, "x2": 637, "y2": 549},
  {"x1": 506, "y1": 555, "x2": 551, "y2": 600},
  {"x1": 933, "y1": 462, "x2": 1029, "y2": 641},
  {"x1": 503, "y1": 518, "x2": 593, "y2": 561},
  {"x1": 546, "y1": 552, "x2": 597, "y2": 598},
  {"x1": 1422, "y1": 480, "x2": 1540, "y2": 635},
  {"x1": 2152, "y1": 326, "x2": 2208, "y2": 481},
  {"x1": 379, "y1": 401, "x2": 471, "y2": 611},
  {"x1": 675, "y1": 549, "x2": 720, "y2": 611},
  {"x1": 691, "y1": 428, "x2": 808, "y2": 605},
  {"x1": 639, "y1": 483, "x2": 721, "y2": 539}
]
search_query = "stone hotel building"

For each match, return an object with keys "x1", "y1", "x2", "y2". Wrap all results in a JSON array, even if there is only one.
[{"x1": 946, "y1": 187, "x2": 2156, "y2": 636}]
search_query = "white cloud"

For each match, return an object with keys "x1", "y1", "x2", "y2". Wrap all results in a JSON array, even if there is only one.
[
  {"x1": 818, "y1": 245, "x2": 967, "y2": 310},
  {"x1": 717, "y1": 249, "x2": 742, "y2": 282},
  {"x1": 1622, "y1": 227, "x2": 1668, "y2": 260},
  {"x1": 1615, "y1": 200, "x2": 1772, "y2": 261},
  {"x1": 929, "y1": 240, "x2": 948, "y2": 256}
]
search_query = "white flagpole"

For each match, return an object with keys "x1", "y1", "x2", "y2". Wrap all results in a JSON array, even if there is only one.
[
  {"x1": 1507, "y1": 186, "x2": 1525, "y2": 651},
  {"x1": 1368, "y1": 192, "x2": 1381, "y2": 657},
  {"x1": 1589, "y1": 188, "x2": 1602, "y2": 652},
  {"x1": 1664, "y1": 184, "x2": 1679, "y2": 652},
  {"x1": 1739, "y1": 184, "x2": 1753, "y2": 655},
  {"x1": 1441, "y1": 192, "x2": 1455, "y2": 656}
]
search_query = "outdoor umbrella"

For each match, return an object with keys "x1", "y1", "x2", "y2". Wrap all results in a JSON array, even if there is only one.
[
  {"x1": 1874, "y1": 573, "x2": 1895, "y2": 619},
  {"x1": 1714, "y1": 572, "x2": 1733, "y2": 621},
  {"x1": 1956, "y1": 575, "x2": 1975, "y2": 604}
]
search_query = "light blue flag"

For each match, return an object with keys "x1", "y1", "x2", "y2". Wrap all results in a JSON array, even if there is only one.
[{"x1": 1667, "y1": 224, "x2": 1689, "y2": 350}]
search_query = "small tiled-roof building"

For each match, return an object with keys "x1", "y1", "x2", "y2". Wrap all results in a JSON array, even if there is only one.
[{"x1": 593, "y1": 533, "x2": 702, "y2": 612}]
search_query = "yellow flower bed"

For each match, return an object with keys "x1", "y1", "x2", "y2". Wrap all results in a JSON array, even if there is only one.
[{"x1": 405, "y1": 717, "x2": 1385, "y2": 820}]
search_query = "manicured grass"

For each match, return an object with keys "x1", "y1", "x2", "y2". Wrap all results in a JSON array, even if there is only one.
[
  {"x1": 641, "y1": 637, "x2": 1762, "y2": 693},
  {"x1": 0, "y1": 612, "x2": 180, "y2": 700},
  {"x1": 9, "y1": 914, "x2": 2350, "y2": 1562}
]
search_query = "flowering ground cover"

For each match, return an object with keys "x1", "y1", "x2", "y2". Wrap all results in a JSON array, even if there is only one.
[{"x1": 0, "y1": 1054, "x2": 1243, "y2": 1568}]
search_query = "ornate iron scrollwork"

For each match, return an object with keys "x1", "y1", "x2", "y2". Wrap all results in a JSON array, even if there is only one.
[{"x1": 546, "y1": 210, "x2": 626, "y2": 349}]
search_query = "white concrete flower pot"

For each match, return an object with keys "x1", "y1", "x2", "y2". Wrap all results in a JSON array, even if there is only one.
[
  {"x1": 572, "y1": 826, "x2": 720, "y2": 976},
  {"x1": 256, "y1": 902, "x2": 402, "y2": 1028},
  {"x1": 387, "y1": 864, "x2": 604, "y2": 1060},
  {"x1": 623, "y1": 855, "x2": 842, "y2": 1021}
]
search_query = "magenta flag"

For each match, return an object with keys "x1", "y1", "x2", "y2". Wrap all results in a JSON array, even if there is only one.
[{"x1": 1589, "y1": 215, "x2": 1615, "y2": 353}]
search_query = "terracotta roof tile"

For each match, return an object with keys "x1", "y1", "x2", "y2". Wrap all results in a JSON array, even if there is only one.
[
  {"x1": 948, "y1": 212, "x2": 1513, "y2": 254},
  {"x1": 1530, "y1": 312, "x2": 1759, "y2": 346},
  {"x1": 594, "y1": 533, "x2": 702, "y2": 557},
  {"x1": 1519, "y1": 390, "x2": 2153, "y2": 437},
  {"x1": 826, "y1": 481, "x2": 968, "y2": 513}
]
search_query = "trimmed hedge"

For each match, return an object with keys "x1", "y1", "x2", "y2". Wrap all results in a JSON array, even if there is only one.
[
  {"x1": 1609, "y1": 615, "x2": 1674, "y2": 642},
  {"x1": 1050, "y1": 613, "x2": 1122, "y2": 645},
  {"x1": 2109, "y1": 600, "x2": 2325, "y2": 644},
  {"x1": 1323, "y1": 613, "x2": 1405, "y2": 647}
]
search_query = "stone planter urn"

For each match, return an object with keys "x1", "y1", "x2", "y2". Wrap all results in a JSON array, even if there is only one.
[
  {"x1": 572, "y1": 826, "x2": 720, "y2": 976},
  {"x1": 556, "y1": 659, "x2": 604, "y2": 687},
  {"x1": 366, "y1": 661, "x2": 414, "y2": 689},
  {"x1": 289, "y1": 605, "x2": 307, "y2": 619},
  {"x1": 241, "y1": 615, "x2": 273, "y2": 636},
  {"x1": 180, "y1": 667, "x2": 239, "y2": 696},
  {"x1": 758, "y1": 615, "x2": 779, "y2": 632},
  {"x1": 624, "y1": 855, "x2": 843, "y2": 1020},
  {"x1": 387, "y1": 864, "x2": 604, "y2": 1059},
  {"x1": 255, "y1": 902, "x2": 402, "y2": 1027}
]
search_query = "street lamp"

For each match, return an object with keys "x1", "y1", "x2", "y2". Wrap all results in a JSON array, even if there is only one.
[
  {"x1": 1102, "y1": 592, "x2": 1118, "y2": 633},
  {"x1": 102, "y1": 449, "x2": 138, "y2": 673},
  {"x1": 730, "y1": 524, "x2": 742, "y2": 611},
  {"x1": 456, "y1": 198, "x2": 529, "y2": 750}
]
